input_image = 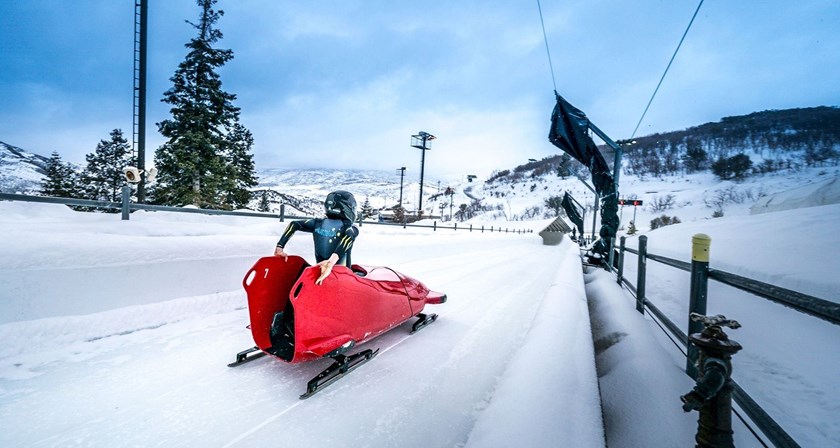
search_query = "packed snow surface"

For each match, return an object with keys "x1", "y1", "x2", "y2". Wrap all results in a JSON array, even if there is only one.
[{"x1": 0, "y1": 200, "x2": 838, "y2": 447}]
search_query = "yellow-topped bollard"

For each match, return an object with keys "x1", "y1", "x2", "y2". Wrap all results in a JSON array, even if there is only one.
[
  {"x1": 692, "y1": 233, "x2": 711, "y2": 262},
  {"x1": 688, "y1": 233, "x2": 712, "y2": 379}
]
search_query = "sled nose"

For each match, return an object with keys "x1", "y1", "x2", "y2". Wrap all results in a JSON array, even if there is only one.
[{"x1": 425, "y1": 291, "x2": 447, "y2": 305}]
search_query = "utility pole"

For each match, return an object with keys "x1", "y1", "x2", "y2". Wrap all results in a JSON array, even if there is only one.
[
  {"x1": 446, "y1": 186, "x2": 454, "y2": 221},
  {"x1": 396, "y1": 167, "x2": 406, "y2": 207},
  {"x1": 410, "y1": 131, "x2": 436, "y2": 217}
]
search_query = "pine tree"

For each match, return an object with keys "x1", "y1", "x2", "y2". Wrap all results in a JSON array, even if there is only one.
[
  {"x1": 393, "y1": 205, "x2": 406, "y2": 223},
  {"x1": 544, "y1": 195, "x2": 564, "y2": 217},
  {"x1": 80, "y1": 129, "x2": 134, "y2": 202},
  {"x1": 360, "y1": 197, "x2": 373, "y2": 220},
  {"x1": 627, "y1": 220, "x2": 637, "y2": 235},
  {"x1": 40, "y1": 151, "x2": 80, "y2": 198},
  {"x1": 154, "y1": 0, "x2": 256, "y2": 209},
  {"x1": 682, "y1": 138, "x2": 707, "y2": 173},
  {"x1": 221, "y1": 123, "x2": 258, "y2": 208},
  {"x1": 257, "y1": 190, "x2": 271, "y2": 212}
]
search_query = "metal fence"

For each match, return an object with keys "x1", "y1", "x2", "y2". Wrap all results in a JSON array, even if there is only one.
[
  {"x1": 613, "y1": 234, "x2": 840, "y2": 448},
  {"x1": 0, "y1": 190, "x2": 533, "y2": 235}
]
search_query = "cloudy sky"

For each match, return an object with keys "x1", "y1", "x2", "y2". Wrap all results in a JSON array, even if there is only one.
[{"x1": 1, "y1": 0, "x2": 838, "y2": 179}]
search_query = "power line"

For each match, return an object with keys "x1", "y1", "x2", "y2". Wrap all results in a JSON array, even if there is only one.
[
  {"x1": 631, "y1": 0, "x2": 705, "y2": 139},
  {"x1": 536, "y1": 0, "x2": 557, "y2": 92}
]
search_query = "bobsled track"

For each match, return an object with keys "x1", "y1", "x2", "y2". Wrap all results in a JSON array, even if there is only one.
[{"x1": 0, "y1": 229, "x2": 603, "y2": 447}]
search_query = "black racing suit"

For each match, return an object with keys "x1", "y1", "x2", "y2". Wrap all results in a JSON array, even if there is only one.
[{"x1": 276, "y1": 218, "x2": 359, "y2": 266}]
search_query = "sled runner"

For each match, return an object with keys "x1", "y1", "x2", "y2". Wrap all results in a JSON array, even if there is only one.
[{"x1": 229, "y1": 255, "x2": 446, "y2": 398}]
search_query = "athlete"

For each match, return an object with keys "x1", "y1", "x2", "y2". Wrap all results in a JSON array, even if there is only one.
[{"x1": 274, "y1": 190, "x2": 359, "y2": 285}]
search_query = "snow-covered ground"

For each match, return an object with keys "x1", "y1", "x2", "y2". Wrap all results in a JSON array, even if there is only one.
[
  {"x1": 0, "y1": 203, "x2": 604, "y2": 447},
  {"x1": 0, "y1": 195, "x2": 838, "y2": 447}
]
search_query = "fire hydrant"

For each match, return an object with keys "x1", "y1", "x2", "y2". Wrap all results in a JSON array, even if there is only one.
[{"x1": 681, "y1": 313, "x2": 743, "y2": 448}]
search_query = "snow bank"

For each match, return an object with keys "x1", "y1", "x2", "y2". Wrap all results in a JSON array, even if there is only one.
[
  {"x1": 585, "y1": 267, "x2": 697, "y2": 447},
  {"x1": 465, "y1": 238, "x2": 605, "y2": 448},
  {"x1": 750, "y1": 174, "x2": 840, "y2": 214},
  {"x1": 0, "y1": 202, "x2": 277, "y2": 324},
  {"x1": 0, "y1": 256, "x2": 258, "y2": 324},
  {"x1": 625, "y1": 203, "x2": 840, "y2": 302}
]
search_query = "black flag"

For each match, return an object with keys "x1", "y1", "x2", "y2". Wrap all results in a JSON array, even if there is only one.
[{"x1": 548, "y1": 93, "x2": 619, "y2": 256}]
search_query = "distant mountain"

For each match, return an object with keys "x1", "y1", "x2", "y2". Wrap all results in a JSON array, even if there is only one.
[
  {"x1": 0, "y1": 141, "x2": 50, "y2": 194},
  {"x1": 251, "y1": 168, "x2": 444, "y2": 216},
  {"x1": 0, "y1": 142, "x2": 442, "y2": 215},
  {"x1": 258, "y1": 168, "x2": 420, "y2": 201}
]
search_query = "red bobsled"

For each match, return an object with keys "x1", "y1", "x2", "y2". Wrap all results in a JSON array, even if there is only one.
[{"x1": 229, "y1": 255, "x2": 446, "y2": 398}]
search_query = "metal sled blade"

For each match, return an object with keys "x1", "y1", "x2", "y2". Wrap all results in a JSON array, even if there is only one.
[
  {"x1": 410, "y1": 313, "x2": 438, "y2": 334},
  {"x1": 228, "y1": 346, "x2": 268, "y2": 367},
  {"x1": 300, "y1": 348, "x2": 379, "y2": 399}
]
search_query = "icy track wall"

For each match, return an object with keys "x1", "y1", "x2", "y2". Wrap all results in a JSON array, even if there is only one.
[
  {"x1": 464, "y1": 238, "x2": 605, "y2": 447},
  {"x1": 0, "y1": 256, "x2": 258, "y2": 324}
]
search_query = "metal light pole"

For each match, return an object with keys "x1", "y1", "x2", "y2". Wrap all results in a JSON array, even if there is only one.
[
  {"x1": 133, "y1": 0, "x2": 148, "y2": 202},
  {"x1": 396, "y1": 167, "x2": 406, "y2": 207},
  {"x1": 410, "y1": 131, "x2": 435, "y2": 217}
]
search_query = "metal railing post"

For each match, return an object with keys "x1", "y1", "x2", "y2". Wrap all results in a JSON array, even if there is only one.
[
  {"x1": 433, "y1": 220, "x2": 437, "y2": 231},
  {"x1": 617, "y1": 236, "x2": 626, "y2": 285},
  {"x1": 279, "y1": 204, "x2": 285, "y2": 222},
  {"x1": 636, "y1": 235, "x2": 647, "y2": 314},
  {"x1": 687, "y1": 233, "x2": 712, "y2": 378},
  {"x1": 121, "y1": 185, "x2": 131, "y2": 220}
]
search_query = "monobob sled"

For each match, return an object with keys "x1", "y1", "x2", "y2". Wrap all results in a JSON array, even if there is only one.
[{"x1": 229, "y1": 255, "x2": 446, "y2": 398}]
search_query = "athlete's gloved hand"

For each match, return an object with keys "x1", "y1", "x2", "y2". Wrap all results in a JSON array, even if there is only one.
[{"x1": 274, "y1": 246, "x2": 288, "y2": 261}]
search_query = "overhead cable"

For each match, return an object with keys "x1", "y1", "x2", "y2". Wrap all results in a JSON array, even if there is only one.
[{"x1": 631, "y1": 0, "x2": 705, "y2": 138}]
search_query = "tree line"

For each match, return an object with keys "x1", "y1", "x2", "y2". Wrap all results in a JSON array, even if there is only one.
[
  {"x1": 622, "y1": 106, "x2": 840, "y2": 179},
  {"x1": 485, "y1": 106, "x2": 839, "y2": 186}
]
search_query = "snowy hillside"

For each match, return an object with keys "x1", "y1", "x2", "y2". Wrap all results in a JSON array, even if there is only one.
[
  {"x1": 254, "y1": 167, "x2": 447, "y2": 216},
  {"x1": 469, "y1": 164, "x2": 840, "y2": 229},
  {"x1": 0, "y1": 141, "x2": 49, "y2": 194},
  {"x1": 0, "y1": 143, "x2": 452, "y2": 216}
]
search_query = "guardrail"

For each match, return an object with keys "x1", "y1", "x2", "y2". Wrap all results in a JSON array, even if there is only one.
[
  {"x1": 611, "y1": 234, "x2": 839, "y2": 448},
  {"x1": 0, "y1": 190, "x2": 533, "y2": 235}
]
